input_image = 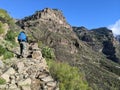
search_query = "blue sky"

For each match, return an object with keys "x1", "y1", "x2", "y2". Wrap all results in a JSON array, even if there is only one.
[{"x1": 0, "y1": 0, "x2": 120, "y2": 34}]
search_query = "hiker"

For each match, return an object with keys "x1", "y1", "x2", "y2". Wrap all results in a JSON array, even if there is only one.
[{"x1": 18, "y1": 29, "x2": 28, "y2": 58}]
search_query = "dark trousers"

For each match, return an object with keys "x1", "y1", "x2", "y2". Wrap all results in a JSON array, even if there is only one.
[
  {"x1": 20, "y1": 42, "x2": 24, "y2": 56},
  {"x1": 19, "y1": 41, "x2": 27, "y2": 57}
]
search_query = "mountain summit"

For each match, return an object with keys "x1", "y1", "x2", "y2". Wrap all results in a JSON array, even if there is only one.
[{"x1": 17, "y1": 8, "x2": 71, "y2": 30}]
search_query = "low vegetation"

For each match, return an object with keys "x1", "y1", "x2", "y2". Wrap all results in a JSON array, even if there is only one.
[
  {"x1": 0, "y1": 22, "x2": 4, "y2": 34},
  {"x1": 0, "y1": 45, "x2": 14, "y2": 60},
  {"x1": 0, "y1": 9, "x2": 13, "y2": 24},
  {"x1": 5, "y1": 30, "x2": 18, "y2": 45},
  {"x1": 41, "y1": 46, "x2": 55, "y2": 59},
  {"x1": 41, "y1": 46, "x2": 91, "y2": 90},
  {"x1": 0, "y1": 77, "x2": 6, "y2": 85},
  {"x1": 47, "y1": 60, "x2": 92, "y2": 90}
]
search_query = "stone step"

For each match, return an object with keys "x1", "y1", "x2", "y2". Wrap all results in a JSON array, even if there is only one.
[{"x1": 41, "y1": 76, "x2": 54, "y2": 82}]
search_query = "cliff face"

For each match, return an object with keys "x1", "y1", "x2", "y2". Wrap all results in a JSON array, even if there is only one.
[
  {"x1": 1, "y1": 8, "x2": 120, "y2": 90},
  {"x1": 73, "y1": 26, "x2": 120, "y2": 63}
]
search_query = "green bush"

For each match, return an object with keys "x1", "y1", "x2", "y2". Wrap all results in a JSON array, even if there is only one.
[
  {"x1": 0, "y1": 22, "x2": 4, "y2": 34},
  {"x1": 0, "y1": 45, "x2": 6, "y2": 56},
  {"x1": 3, "y1": 51, "x2": 14, "y2": 60},
  {"x1": 0, "y1": 45, "x2": 14, "y2": 59},
  {"x1": 41, "y1": 46, "x2": 55, "y2": 59},
  {"x1": 0, "y1": 77, "x2": 6, "y2": 85},
  {"x1": 0, "y1": 9, "x2": 11, "y2": 23},
  {"x1": 47, "y1": 60, "x2": 92, "y2": 90},
  {"x1": 38, "y1": 41, "x2": 43, "y2": 48},
  {"x1": 5, "y1": 30, "x2": 17, "y2": 44}
]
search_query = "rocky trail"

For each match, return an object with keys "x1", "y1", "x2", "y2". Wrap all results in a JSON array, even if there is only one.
[{"x1": 0, "y1": 42, "x2": 59, "y2": 90}]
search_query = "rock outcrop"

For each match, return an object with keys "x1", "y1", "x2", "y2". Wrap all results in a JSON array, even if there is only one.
[{"x1": 17, "y1": 8, "x2": 71, "y2": 31}]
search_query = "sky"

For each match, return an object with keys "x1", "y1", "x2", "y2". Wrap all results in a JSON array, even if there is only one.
[{"x1": 0, "y1": 0, "x2": 120, "y2": 35}]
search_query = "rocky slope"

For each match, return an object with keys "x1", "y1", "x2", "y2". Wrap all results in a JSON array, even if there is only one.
[
  {"x1": 16, "y1": 8, "x2": 120, "y2": 90},
  {"x1": 0, "y1": 43, "x2": 59, "y2": 90}
]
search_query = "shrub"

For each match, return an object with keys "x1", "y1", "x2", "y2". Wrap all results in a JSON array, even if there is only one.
[
  {"x1": 41, "y1": 46, "x2": 55, "y2": 59},
  {"x1": 38, "y1": 41, "x2": 43, "y2": 48},
  {"x1": 0, "y1": 9, "x2": 11, "y2": 23},
  {"x1": 5, "y1": 30, "x2": 17, "y2": 45},
  {"x1": 47, "y1": 60, "x2": 92, "y2": 90},
  {"x1": 0, "y1": 77, "x2": 6, "y2": 85},
  {"x1": 27, "y1": 32, "x2": 35, "y2": 42},
  {"x1": 0, "y1": 45, "x2": 14, "y2": 59},
  {"x1": 3, "y1": 51, "x2": 14, "y2": 60},
  {"x1": 0, "y1": 22, "x2": 4, "y2": 34},
  {"x1": 0, "y1": 45, "x2": 6, "y2": 56}
]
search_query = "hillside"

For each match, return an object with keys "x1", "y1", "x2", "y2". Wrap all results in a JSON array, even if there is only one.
[
  {"x1": 0, "y1": 8, "x2": 120, "y2": 90},
  {"x1": 17, "y1": 8, "x2": 120, "y2": 90}
]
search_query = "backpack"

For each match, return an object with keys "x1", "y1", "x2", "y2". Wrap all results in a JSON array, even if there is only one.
[{"x1": 18, "y1": 31, "x2": 27, "y2": 42}]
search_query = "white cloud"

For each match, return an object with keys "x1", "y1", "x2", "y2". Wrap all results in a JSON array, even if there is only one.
[{"x1": 108, "y1": 19, "x2": 120, "y2": 35}]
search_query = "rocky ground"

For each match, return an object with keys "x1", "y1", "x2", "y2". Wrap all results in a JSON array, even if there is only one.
[{"x1": 0, "y1": 43, "x2": 59, "y2": 90}]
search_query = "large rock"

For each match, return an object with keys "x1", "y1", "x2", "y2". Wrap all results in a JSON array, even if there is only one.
[
  {"x1": 21, "y1": 85, "x2": 31, "y2": 90},
  {"x1": 5, "y1": 68, "x2": 16, "y2": 75},
  {"x1": 41, "y1": 76, "x2": 54, "y2": 82},
  {"x1": 1, "y1": 68, "x2": 15, "y2": 82},
  {"x1": 1, "y1": 74, "x2": 9, "y2": 82},
  {"x1": 29, "y1": 43, "x2": 39, "y2": 50},
  {"x1": 16, "y1": 62, "x2": 25, "y2": 73},
  {"x1": 18, "y1": 78, "x2": 31, "y2": 86},
  {"x1": 47, "y1": 81, "x2": 57, "y2": 87},
  {"x1": 0, "y1": 84, "x2": 6, "y2": 90},
  {"x1": 32, "y1": 51, "x2": 42, "y2": 60},
  {"x1": 0, "y1": 60, "x2": 4, "y2": 69},
  {"x1": 8, "y1": 84, "x2": 18, "y2": 90}
]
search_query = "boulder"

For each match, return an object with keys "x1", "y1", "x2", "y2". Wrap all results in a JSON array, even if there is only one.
[
  {"x1": 18, "y1": 78, "x2": 31, "y2": 86},
  {"x1": 0, "y1": 60, "x2": 4, "y2": 69},
  {"x1": 1, "y1": 68, "x2": 15, "y2": 82},
  {"x1": 32, "y1": 51, "x2": 42, "y2": 60},
  {"x1": 16, "y1": 62, "x2": 25, "y2": 73},
  {"x1": 41, "y1": 76, "x2": 54, "y2": 82},
  {"x1": 21, "y1": 85, "x2": 31, "y2": 90}
]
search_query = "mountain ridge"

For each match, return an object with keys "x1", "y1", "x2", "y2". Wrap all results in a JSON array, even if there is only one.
[{"x1": 73, "y1": 26, "x2": 120, "y2": 63}]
